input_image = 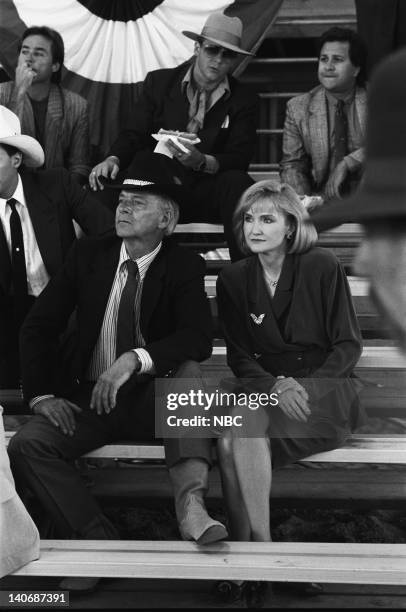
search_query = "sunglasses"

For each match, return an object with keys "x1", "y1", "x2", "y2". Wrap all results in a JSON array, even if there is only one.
[{"x1": 201, "y1": 44, "x2": 237, "y2": 61}]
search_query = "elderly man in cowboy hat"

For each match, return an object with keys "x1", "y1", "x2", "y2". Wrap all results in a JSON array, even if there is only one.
[
  {"x1": 8, "y1": 151, "x2": 228, "y2": 592},
  {"x1": 89, "y1": 12, "x2": 259, "y2": 261},
  {"x1": 0, "y1": 105, "x2": 113, "y2": 388},
  {"x1": 311, "y1": 48, "x2": 406, "y2": 354}
]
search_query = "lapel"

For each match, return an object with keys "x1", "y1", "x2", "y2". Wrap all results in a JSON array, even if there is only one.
[
  {"x1": 246, "y1": 256, "x2": 295, "y2": 349},
  {"x1": 0, "y1": 223, "x2": 11, "y2": 294},
  {"x1": 80, "y1": 238, "x2": 122, "y2": 357},
  {"x1": 21, "y1": 171, "x2": 63, "y2": 275},
  {"x1": 164, "y1": 66, "x2": 191, "y2": 131},
  {"x1": 308, "y1": 86, "x2": 330, "y2": 185},
  {"x1": 199, "y1": 95, "x2": 229, "y2": 152},
  {"x1": 20, "y1": 90, "x2": 36, "y2": 138},
  {"x1": 354, "y1": 86, "x2": 367, "y2": 137},
  {"x1": 139, "y1": 244, "x2": 167, "y2": 336},
  {"x1": 271, "y1": 254, "x2": 295, "y2": 320},
  {"x1": 43, "y1": 85, "x2": 63, "y2": 168}
]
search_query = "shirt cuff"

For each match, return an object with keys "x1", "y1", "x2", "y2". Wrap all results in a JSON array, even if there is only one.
[
  {"x1": 203, "y1": 154, "x2": 219, "y2": 174},
  {"x1": 29, "y1": 395, "x2": 55, "y2": 411},
  {"x1": 133, "y1": 348, "x2": 155, "y2": 375}
]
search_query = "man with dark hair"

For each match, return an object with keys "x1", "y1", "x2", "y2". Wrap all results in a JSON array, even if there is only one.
[
  {"x1": 89, "y1": 12, "x2": 259, "y2": 261},
  {"x1": 280, "y1": 27, "x2": 368, "y2": 201},
  {"x1": 0, "y1": 26, "x2": 90, "y2": 183},
  {"x1": 0, "y1": 105, "x2": 113, "y2": 388},
  {"x1": 311, "y1": 48, "x2": 406, "y2": 355},
  {"x1": 8, "y1": 152, "x2": 227, "y2": 592}
]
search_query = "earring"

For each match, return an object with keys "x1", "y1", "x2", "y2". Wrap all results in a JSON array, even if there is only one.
[{"x1": 286, "y1": 232, "x2": 293, "y2": 240}]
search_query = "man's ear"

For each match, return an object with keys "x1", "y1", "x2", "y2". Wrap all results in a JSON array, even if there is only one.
[
  {"x1": 194, "y1": 42, "x2": 200, "y2": 58},
  {"x1": 52, "y1": 62, "x2": 60, "y2": 74},
  {"x1": 12, "y1": 151, "x2": 23, "y2": 169}
]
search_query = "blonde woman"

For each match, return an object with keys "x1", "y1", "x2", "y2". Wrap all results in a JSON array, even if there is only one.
[{"x1": 215, "y1": 181, "x2": 364, "y2": 605}]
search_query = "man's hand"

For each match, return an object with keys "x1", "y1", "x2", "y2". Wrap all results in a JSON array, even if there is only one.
[
  {"x1": 324, "y1": 160, "x2": 349, "y2": 200},
  {"x1": 33, "y1": 397, "x2": 82, "y2": 436},
  {"x1": 89, "y1": 156, "x2": 120, "y2": 191},
  {"x1": 90, "y1": 351, "x2": 140, "y2": 415},
  {"x1": 166, "y1": 139, "x2": 205, "y2": 170},
  {"x1": 272, "y1": 377, "x2": 310, "y2": 422},
  {"x1": 15, "y1": 55, "x2": 36, "y2": 95}
]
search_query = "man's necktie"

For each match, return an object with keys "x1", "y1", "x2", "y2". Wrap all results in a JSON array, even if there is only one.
[
  {"x1": 187, "y1": 89, "x2": 208, "y2": 134},
  {"x1": 7, "y1": 198, "x2": 28, "y2": 298},
  {"x1": 333, "y1": 99, "x2": 348, "y2": 165},
  {"x1": 116, "y1": 260, "x2": 139, "y2": 358}
]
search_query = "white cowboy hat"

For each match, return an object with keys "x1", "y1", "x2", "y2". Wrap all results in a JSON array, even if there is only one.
[
  {"x1": 0, "y1": 106, "x2": 44, "y2": 168},
  {"x1": 183, "y1": 12, "x2": 254, "y2": 56}
]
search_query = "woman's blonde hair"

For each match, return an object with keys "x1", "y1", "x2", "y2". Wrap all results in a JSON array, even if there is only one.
[{"x1": 233, "y1": 180, "x2": 318, "y2": 255}]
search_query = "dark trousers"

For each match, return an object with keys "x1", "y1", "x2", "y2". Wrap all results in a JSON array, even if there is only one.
[
  {"x1": 8, "y1": 361, "x2": 212, "y2": 538},
  {"x1": 180, "y1": 170, "x2": 253, "y2": 262}
]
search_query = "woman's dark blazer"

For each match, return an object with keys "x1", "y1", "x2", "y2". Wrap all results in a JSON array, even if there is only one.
[{"x1": 217, "y1": 247, "x2": 363, "y2": 401}]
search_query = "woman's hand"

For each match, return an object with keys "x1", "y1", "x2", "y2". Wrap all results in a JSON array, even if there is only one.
[{"x1": 272, "y1": 377, "x2": 310, "y2": 422}]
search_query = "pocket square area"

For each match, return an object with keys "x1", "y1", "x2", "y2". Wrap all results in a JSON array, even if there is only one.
[{"x1": 221, "y1": 115, "x2": 230, "y2": 129}]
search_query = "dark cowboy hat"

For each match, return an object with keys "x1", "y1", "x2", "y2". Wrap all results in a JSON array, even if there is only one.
[
  {"x1": 183, "y1": 12, "x2": 254, "y2": 56},
  {"x1": 310, "y1": 48, "x2": 406, "y2": 231},
  {"x1": 105, "y1": 151, "x2": 187, "y2": 205}
]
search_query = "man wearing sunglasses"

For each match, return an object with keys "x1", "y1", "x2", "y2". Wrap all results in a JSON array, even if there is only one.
[{"x1": 89, "y1": 12, "x2": 259, "y2": 261}]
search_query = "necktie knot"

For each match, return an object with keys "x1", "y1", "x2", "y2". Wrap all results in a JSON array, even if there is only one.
[
  {"x1": 7, "y1": 198, "x2": 17, "y2": 212},
  {"x1": 336, "y1": 99, "x2": 346, "y2": 115},
  {"x1": 126, "y1": 259, "x2": 139, "y2": 278}
]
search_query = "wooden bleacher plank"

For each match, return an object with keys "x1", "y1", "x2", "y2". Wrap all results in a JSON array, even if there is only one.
[
  {"x1": 12, "y1": 540, "x2": 406, "y2": 585},
  {"x1": 4, "y1": 432, "x2": 406, "y2": 464},
  {"x1": 205, "y1": 275, "x2": 368, "y2": 296},
  {"x1": 271, "y1": 0, "x2": 356, "y2": 37},
  {"x1": 174, "y1": 222, "x2": 363, "y2": 235},
  {"x1": 210, "y1": 345, "x2": 406, "y2": 370}
]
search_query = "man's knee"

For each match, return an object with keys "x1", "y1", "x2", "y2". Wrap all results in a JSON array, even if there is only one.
[
  {"x1": 8, "y1": 426, "x2": 54, "y2": 464},
  {"x1": 217, "y1": 170, "x2": 253, "y2": 195},
  {"x1": 173, "y1": 360, "x2": 202, "y2": 378}
]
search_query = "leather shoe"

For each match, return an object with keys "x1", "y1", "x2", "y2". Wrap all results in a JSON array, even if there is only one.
[
  {"x1": 196, "y1": 523, "x2": 228, "y2": 545},
  {"x1": 273, "y1": 581, "x2": 323, "y2": 596},
  {"x1": 59, "y1": 576, "x2": 100, "y2": 593}
]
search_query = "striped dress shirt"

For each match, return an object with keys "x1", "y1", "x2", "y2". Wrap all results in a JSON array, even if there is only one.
[
  {"x1": 30, "y1": 241, "x2": 161, "y2": 409},
  {"x1": 86, "y1": 241, "x2": 162, "y2": 380}
]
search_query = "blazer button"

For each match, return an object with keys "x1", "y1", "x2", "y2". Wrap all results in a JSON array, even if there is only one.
[{"x1": 297, "y1": 357, "x2": 302, "y2": 361}]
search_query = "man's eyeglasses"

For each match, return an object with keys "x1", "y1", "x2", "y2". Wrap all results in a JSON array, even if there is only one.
[{"x1": 201, "y1": 44, "x2": 238, "y2": 61}]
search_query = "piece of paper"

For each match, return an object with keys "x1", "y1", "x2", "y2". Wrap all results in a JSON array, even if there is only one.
[{"x1": 152, "y1": 131, "x2": 201, "y2": 158}]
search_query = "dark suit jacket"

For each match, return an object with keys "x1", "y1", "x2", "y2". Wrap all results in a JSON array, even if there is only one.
[
  {"x1": 217, "y1": 247, "x2": 365, "y2": 428},
  {"x1": 20, "y1": 236, "x2": 212, "y2": 401},
  {"x1": 0, "y1": 167, "x2": 114, "y2": 381},
  {"x1": 108, "y1": 61, "x2": 259, "y2": 172},
  {"x1": 217, "y1": 247, "x2": 362, "y2": 386}
]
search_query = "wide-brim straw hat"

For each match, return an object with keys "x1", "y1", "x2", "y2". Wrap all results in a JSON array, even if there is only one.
[
  {"x1": 311, "y1": 48, "x2": 406, "y2": 231},
  {"x1": 0, "y1": 105, "x2": 44, "y2": 168},
  {"x1": 183, "y1": 12, "x2": 254, "y2": 56}
]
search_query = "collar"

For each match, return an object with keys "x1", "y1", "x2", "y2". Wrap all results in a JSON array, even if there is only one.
[
  {"x1": 325, "y1": 88, "x2": 355, "y2": 107},
  {"x1": 0, "y1": 174, "x2": 26, "y2": 213},
  {"x1": 119, "y1": 241, "x2": 162, "y2": 281},
  {"x1": 181, "y1": 63, "x2": 230, "y2": 99}
]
